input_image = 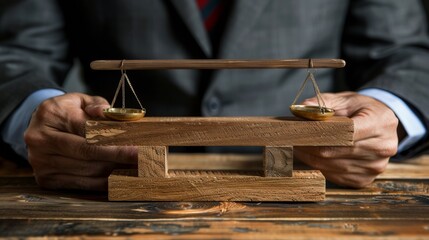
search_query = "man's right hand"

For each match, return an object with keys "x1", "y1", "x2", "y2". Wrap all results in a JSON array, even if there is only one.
[{"x1": 24, "y1": 93, "x2": 137, "y2": 191}]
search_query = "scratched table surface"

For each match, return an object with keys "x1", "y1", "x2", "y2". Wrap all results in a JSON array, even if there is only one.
[{"x1": 0, "y1": 154, "x2": 428, "y2": 239}]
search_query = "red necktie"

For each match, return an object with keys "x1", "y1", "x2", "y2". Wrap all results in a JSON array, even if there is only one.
[{"x1": 196, "y1": 0, "x2": 226, "y2": 32}]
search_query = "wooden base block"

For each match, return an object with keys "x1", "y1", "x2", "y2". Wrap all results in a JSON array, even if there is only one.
[{"x1": 108, "y1": 169, "x2": 325, "y2": 202}]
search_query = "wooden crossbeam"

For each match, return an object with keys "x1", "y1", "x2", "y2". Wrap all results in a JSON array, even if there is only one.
[
  {"x1": 90, "y1": 59, "x2": 346, "y2": 70},
  {"x1": 86, "y1": 116, "x2": 354, "y2": 147}
]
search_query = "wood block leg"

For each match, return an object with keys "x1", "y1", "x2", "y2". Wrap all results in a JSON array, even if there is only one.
[
  {"x1": 263, "y1": 146, "x2": 293, "y2": 177},
  {"x1": 138, "y1": 146, "x2": 168, "y2": 177}
]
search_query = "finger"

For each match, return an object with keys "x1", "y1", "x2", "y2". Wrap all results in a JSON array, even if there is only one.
[
  {"x1": 42, "y1": 131, "x2": 138, "y2": 164},
  {"x1": 35, "y1": 174, "x2": 108, "y2": 191},
  {"x1": 348, "y1": 116, "x2": 398, "y2": 157},
  {"x1": 296, "y1": 156, "x2": 384, "y2": 178},
  {"x1": 66, "y1": 95, "x2": 110, "y2": 135},
  {"x1": 295, "y1": 134, "x2": 397, "y2": 160},
  {"x1": 35, "y1": 154, "x2": 136, "y2": 177},
  {"x1": 39, "y1": 94, "x2": 110, "y2": 136},
  {"x1": 295, "y1": 149, "x2": 388, "y2": 174},
  {"x1": 300, "y1": 92, "x2": 350, "y2": 109},
  {"x1": 295, "y1": 145, "x2": 371, "y2": 161},
  {"x1": 351, "y1": 109, "x2": 398, "y2": 143},
  {"x1": 300, "y1": 92, "x2": 365, "y2": 117},
  {"x1": 321, "y1": 170, "x2": 379, "y2": 188},
  {"x1": 82, "y1": 95, "x2": 110, "y2": 118}
]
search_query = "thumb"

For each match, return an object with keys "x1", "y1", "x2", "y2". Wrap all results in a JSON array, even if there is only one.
[
  {"x1": 83, "y1": 96, "x2": 110, "y2": 118},
  {"x1": 300, "y1": 92, "x2": 352, "y2": 116},
  {"x1": 300, "y1": 93, "x2": 336, "y2": 107}
]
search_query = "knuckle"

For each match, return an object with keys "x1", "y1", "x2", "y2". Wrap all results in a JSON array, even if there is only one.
[
  {"x1": 390, "y1": 115, "x2": 399, "y2": 127},
  {"x1": 34, "y1": 99, "x2": 55, "y2": 118},
  {"x1": 384, "y1": 147, "x2": 397, "y2": 158},
  {"x1": 33, "y1": 96, "x2": 68, "y2": 123},
  {"x1": 367, "y1": 139, "x2": 398, "y2": 158},
  {"x1": 386, "y1": 117, "x2": 399, "y2": 131},
  {"x1": 369, "y1": 160, "x2": 388, "y2": 175},
  {"x1": 23, "y1": 129, "x2": 41, "y2": 147},
  {"x1": 377, "y1": 142, "x2": 398, "y2": 158},
  {"x1": 24, "y1": 129, "x2": 51, "y2": 154},
  {"x1": 381, "y1": 108, "x2": 399, "y2": 128}
]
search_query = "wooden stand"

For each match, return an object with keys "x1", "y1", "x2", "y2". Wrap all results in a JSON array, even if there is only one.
[{"x1": 86, "y1": 116, "x2": 354, "y2": 202}]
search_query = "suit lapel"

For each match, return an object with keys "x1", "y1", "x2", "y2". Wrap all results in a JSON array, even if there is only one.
[
  {"x1": 217, "y1": 0, "x2": 271, "y2": 58},
  {"x1": 169, "y1": 0, "x2": 212, "y2": 57}
]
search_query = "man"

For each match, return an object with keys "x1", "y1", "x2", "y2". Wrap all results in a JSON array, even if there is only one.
[{"x1": 1, "y1": 0, "x2": 428, "y2": 190}]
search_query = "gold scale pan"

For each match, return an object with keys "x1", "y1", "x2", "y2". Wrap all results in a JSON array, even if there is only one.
[{"x1": 90, "y1": 59, "x2": 346, "y2": 121}]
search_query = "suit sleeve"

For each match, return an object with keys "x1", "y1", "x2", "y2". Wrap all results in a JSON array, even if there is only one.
[
  {"x1": 0, "y1": 0, "x2": 71, "y2": 123},
  {"x1": 0, "y1": 0, "x2": 71, "y2": 159},
  {"x1": 342, "y1": 0, "x2": 429, "y2": 157}
]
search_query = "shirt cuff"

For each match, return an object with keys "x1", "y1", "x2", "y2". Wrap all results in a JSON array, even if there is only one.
[
  {"x1": 0, "y1": 89, "x2": 65, "y2": 159},
  {"x1": 359, "y1": 88, "x2": 427, "y2": 152}
]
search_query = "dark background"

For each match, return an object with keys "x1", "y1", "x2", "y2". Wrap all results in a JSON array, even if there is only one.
[{"x1": 424, "y1": 0, "x2": 429, "y2": 21}]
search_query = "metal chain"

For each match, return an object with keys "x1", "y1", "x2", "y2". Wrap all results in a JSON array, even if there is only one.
[
  {"x1": 123, "y1": 72, "x2": 144, "y2": 110},
  {"x1": 291, "y1": 69, "x2": 327, "y2": 114},
  {"x1": 110, "y1": 74, "x2": 125, "y2": 108},
  {"x1": 291, "y1": 70, "x2": 311, "y2": 106},
  {"x1": 109, "y1": 60, "x2": 144, "y2": 110},
  {"x1": 308, "y1": 71, "x2": 327, "y2": 113}
]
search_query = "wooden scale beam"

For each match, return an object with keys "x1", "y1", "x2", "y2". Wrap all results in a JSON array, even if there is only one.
[{"x1": 86, "y1": 59, "x2": 353, "y2": 202}]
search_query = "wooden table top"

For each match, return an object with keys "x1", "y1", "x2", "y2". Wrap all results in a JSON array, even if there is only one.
[{"x1": 0, "y1": 154, "x2": 428, "y2": 239}]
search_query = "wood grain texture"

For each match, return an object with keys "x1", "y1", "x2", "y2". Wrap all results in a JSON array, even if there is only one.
[
  {"x1": 86, "y1": 116, "x2": 354, "y2": 147},
  {"x1": 2, "y1": 220, "x2": 429, "y2": 239},
  {"x1": 168, "y1": 153, "x2": 262, "y2": 171},
  {"x1": 108, "y1": 169, "x2": 325, "y2": 202},
  {"x1": 2, "y1": 156, "x2": 428, "y2": 238},
  {"x1": 167, "y1": 153, "x2": 429, "y2": 180},
  {"x1": 378, "y1": 155, "x2": 429, "y2": 179},
  {"x1": 1, "y1": 171, "x2": 429, "y2": 238},
  {"x1": 263, "y1": 146, "x2": 293, "y2": 177},
  {"x1": 90, "y1": 59, "x2": 346, "y2": 70},
  {"x1": 138, "y1": 146, "x2": 168, "y2": 177},
  {"x1": 1, "y1": 178, "x2": 428, "y2": 220}
]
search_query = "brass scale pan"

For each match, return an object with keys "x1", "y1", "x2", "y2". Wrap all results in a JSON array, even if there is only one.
[{"x1": 90, "y1": 59, "x2": 345, "y2": 121}]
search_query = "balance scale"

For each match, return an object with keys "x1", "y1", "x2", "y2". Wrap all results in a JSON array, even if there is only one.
[{"x1": 85, "y1": 59, "x2": 354, "y2": 202}]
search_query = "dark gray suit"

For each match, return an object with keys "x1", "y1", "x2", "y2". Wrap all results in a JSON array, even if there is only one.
[{"x1": 1, "y1": 0, "x2": 429, "y2": 158}]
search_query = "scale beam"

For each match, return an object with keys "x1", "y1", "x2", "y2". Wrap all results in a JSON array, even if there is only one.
[
  {"x1": 90, "y1": 59, "x2": 346, "y2": 70},
  {"x1": 86, "y1": 58, "x2": 352, "y2": 202}
]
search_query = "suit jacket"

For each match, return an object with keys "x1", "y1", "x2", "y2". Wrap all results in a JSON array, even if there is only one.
[{"x1": 1, "y1": 0, "x2": 429, "y2": 157}]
